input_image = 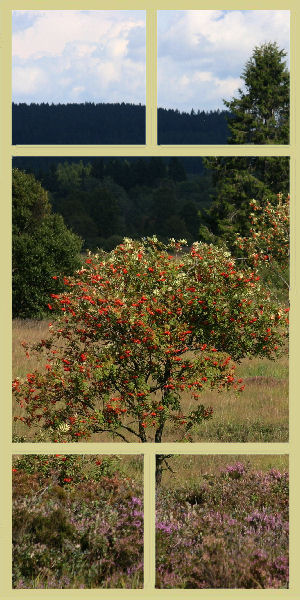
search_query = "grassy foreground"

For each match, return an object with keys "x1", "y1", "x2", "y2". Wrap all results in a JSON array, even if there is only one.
[
  {"x1": 13, "y1": 319, "x2": 288, "y2": 442},
  {"x1": 156, "y1": 456, "x2": 289, "y2": 589}
]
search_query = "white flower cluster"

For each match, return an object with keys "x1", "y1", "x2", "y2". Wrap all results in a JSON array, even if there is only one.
[
  {"x1": 122, "y1": 237, "x2": 134, "y2": 249},
  {"x1": 57, "y1": 423, "x2": 70, "y2": 433}
]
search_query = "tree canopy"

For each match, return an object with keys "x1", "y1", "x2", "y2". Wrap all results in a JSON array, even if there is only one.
[{"x1": 13, "y1": 169, "x2": 83, "y2": 319}]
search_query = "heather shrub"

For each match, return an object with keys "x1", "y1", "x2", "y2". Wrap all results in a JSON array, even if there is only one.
[
  {"x1": 12, "y1": 456, "x2": 143, "y2": 589},
  {"x1": 156, "y1": 463, "x2": 288, "y2": 588}
]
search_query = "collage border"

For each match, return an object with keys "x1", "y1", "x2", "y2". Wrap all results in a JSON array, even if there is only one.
[{"x1": 1, "y1": 2, "x2": 298, "y2": 598}]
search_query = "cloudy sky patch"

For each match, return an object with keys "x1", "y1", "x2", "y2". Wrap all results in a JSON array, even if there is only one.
[
  {"x1": 12, "y1": 10, "x2": 146, "y2": 104},
  {"x1": 12, "y1": 10, "x2": 289, "y2": 110},
  {"x1": 158, "y1": 10, "x2": 290, "y2": 112}
]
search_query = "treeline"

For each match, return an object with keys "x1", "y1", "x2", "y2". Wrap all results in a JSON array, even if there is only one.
[
  {"x1": 12, "y1": 102, "x2": 230, "y2": 145},
  {"x1": 12, "y1": 102, "x2": 145, "y2": 145},
  {"x1": 157, "y1": 107, "x2": 230, "y2": 144}
]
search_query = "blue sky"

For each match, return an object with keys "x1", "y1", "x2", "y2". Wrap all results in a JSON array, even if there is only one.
[{"x1": 12, "y1": 10, "x2": 289, "y2": 111}]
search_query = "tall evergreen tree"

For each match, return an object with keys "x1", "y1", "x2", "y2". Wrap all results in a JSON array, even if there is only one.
[
  {"x1": 203, "y1": 42, "x2": 290, "y2": 246},
  {"x1": 226, "y1": 42, "x2": 289, "y2": 144}
]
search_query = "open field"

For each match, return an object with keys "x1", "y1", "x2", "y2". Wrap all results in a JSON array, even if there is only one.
[
  {"x1": 156, "y1": 456, "x2": 289, "y2": 588},
  {"x1": 13, "y1": 319, "x2": 289, "y2": 443}
]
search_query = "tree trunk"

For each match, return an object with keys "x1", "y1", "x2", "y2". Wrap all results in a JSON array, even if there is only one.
[
  {"x1": 155, "y1": 455, "x2": 165, "y2": 487},
  {"x1": 155, "y1": 454, "x2": 174, "y2": 487}
]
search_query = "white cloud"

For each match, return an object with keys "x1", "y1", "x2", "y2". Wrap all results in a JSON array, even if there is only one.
[
  {"x1": 13, "y1": 11, "x2": 143, "y2": 60},
  {"x1": 13, "y1": 66, "x2": 47, "y2": 95},
  {"x1": 70, "y1": 85, "x2": 85, "y2": 98},
  {"x1": 12, "y1": 10, "x2": 146, "y2": 104},
  {"x1": 158, "y1": 10, "x2": 290, "y2": 111}
]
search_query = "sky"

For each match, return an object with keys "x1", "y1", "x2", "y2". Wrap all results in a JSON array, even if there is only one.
[
  {"x1": 12, "y1": 10, "x2": 146, "y2": 104},
  {"x1": 158, "y1": 10, "x2": 290, "y2": 112},
  {"x1": 12, "y1": 10, "x2": 290, "y2": 111}
]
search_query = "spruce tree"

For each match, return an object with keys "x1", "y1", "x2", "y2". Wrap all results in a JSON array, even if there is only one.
[
  {"x1": 203, "y1": 42, "x2": 290, "y2": 246},
  {"x1": 225, "y1": 42, "x2": 289, "y2": 145}
]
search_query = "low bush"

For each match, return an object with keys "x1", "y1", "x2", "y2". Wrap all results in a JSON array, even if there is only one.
[{"x1": 156, "y1": 463, "x2": 288, "y2": 588}]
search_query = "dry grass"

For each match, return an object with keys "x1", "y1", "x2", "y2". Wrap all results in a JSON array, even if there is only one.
[
  {"x1": 159, "y1": 454, "x2": 289, "y2": 489},
  {"x1": 164, "y1": 354, "x2": 288, "y2": 442},
  {"x1": 12, "y1": 319, "x2": 289, "y2": 443},
  {"x1": 13, "y1": 319, "x2": 51, "y2": 379}
]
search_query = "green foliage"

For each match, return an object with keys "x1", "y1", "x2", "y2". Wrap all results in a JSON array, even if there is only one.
[
  {"x1": 55, "y1": 160, "x2": 92, "y2": 193},
  {"x1": 37, "y1": 158, "x2": 206, "y2": 248},
  {"x1": 12, "y1": 169, "x2": 82, "y2": 319},
  {"x1": 203, "y1": 156, "x2": 288, "y2": 241},
  {"x1": 168, "y1": 157, "x2": 187, "y2": 182},
  {"x1": 13, "y1": 454, "x2": 121, "y2": 485},
  {"x1": 12, "y1": 168, "x2": 51, "y2": 234},
  {"x1": 234, "y1": 195, "x2": 289, "y2": 302}
]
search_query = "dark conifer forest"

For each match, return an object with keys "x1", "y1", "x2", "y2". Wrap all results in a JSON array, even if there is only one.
[{"x1": 12, "y1": 102, "x2": 230, "y2": 145}]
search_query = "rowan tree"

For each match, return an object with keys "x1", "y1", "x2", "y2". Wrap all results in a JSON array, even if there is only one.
[
  {"x1": 13, "y1": 237, "x2": 288, "y2": 457},
  {"x1": 234, "y1": 194, "x2": 289, "y2": 300}
]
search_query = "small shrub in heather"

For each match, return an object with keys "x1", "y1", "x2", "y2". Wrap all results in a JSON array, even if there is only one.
[
  {"x1": 156, "y1": 463, "x2": 288, "y2": 588},
  {"x1": 12, "y1": 456, "x2": 143, "y2": 588}
]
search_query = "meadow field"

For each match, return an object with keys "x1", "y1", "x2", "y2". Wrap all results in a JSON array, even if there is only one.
[
  {"x1": 156, "y1": 455, "x2": 289, "y2": 589},
  {"x1": 13, "y1": 319, "x2": 289, "y2": 443},
  {"x1": 12, "y1": 454, "x2": 143, "y2": 589}
]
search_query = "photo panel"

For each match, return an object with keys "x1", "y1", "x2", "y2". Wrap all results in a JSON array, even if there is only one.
[
  {"x1": 12, "y1": 10, "x2": 146, "y2": 144},
  {"x1": 12, "y1": 454, "x2": 144, "y2": 589},
  {"x1": 157, "y1": 10, "x2": 290, "y2": 145},
  {"x1": 12, "y1": 156, "x2": 289, "y2": 443},
  {"x1": 155, "y1": 454, "x2": 289, "y2": 589}
]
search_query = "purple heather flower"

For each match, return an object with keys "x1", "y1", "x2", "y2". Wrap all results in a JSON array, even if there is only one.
[{"x1": 131, "y1": 497, "x2": 142, "y2": 505}]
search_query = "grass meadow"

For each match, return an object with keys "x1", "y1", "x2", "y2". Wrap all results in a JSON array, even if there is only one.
[
  {"x1": 12, "y1": 319, "x2": 289, "y2": 443},
  {"x1": 156, "y1": 455, "x2": 289, "y2": 588}
]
